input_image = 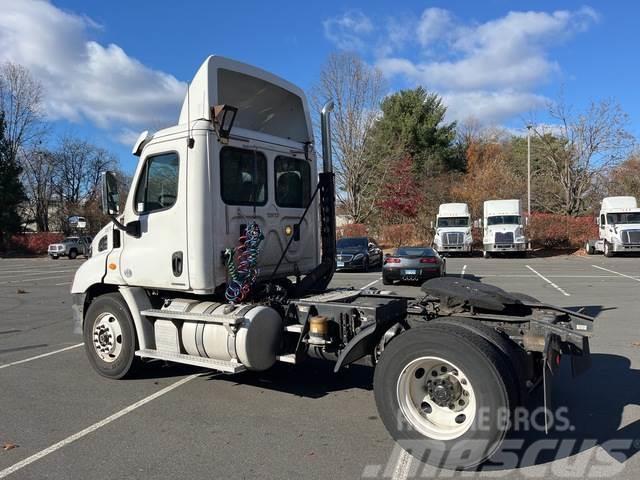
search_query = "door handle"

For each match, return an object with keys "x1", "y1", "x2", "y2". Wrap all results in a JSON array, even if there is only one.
[{"x1": 172, "y1": 251, "x2": 183, "y2": 277}]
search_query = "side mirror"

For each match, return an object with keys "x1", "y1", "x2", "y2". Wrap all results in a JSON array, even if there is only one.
[
  {"x1": 211, "y1": 104, "x2": 238, "y2": 142},
  {"x1": 101, "y1": 171, "x2": 120, "y2": 215},
  {"x1": 430, "y1": 221, "x2": 434, "y2": 229},
  {"x1": 525, "y1": 216, "x2": 529, "y2": 226}
]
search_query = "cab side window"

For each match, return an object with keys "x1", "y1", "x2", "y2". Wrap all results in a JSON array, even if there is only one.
[
  {"x1": 275, "y1": 156, "x2": 311, "y2": 208},
  {"x1": 220, "y1": 147, "x2": 267, "y2": 206},
  {"x1": 135, "y1": 153, "x2": 179, "y2": 213}
]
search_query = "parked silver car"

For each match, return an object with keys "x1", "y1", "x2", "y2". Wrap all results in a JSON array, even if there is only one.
[
  {"x1": 382, "y1": 246, "x2": 446, "y2": 285},
  {"x1": 48, "y1": 236, "x2": 92, "y2": 259}
]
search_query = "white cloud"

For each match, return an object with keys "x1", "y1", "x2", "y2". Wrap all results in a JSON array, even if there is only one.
[
  {"x1": 0, "y1": 0, "x2": 186, "y2": 142},
  {"x1": 442, "y1": 90, "x2": 547, "y2": 126},
  {"x1": 416, "y1": 8, "x2": 455, "y2": 47},
  {"x1": 323, "y1": 10, "x2": 374, "y2": 51},
  {"x1": 325, "y1": 6, "x2": 598, "y2": 126}
]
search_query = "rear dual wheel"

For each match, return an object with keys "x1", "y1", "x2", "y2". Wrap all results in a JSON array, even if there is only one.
[{"x1": 374, "y1": 324, "x2": 516, "y2": 470}]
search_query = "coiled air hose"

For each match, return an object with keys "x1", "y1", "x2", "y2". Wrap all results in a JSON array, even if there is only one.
[{"x1": 225, "y1": 222, "x2": 264, "y2": 303}]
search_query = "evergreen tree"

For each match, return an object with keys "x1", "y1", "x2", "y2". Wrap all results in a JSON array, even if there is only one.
[
  {"x1": 0, "y1": 111, "x2": 25, "y2": 248},
  {"x1": 367, "y1": 87, "x2": 463, "y2": 176}
]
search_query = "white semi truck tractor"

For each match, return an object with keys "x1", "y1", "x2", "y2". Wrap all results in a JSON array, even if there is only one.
[
  {"x1": 71, "y1": 56, "x2": 594, "y2": 470},
  {"x1": 585, "y1": 196, "x2": 640, "y2": 257},
  {"x1": 433, "y1": 203, "x2": 473, "y2": 255},
  {"x1": 482, "y1": 199, "x2": 528, "y2": 258}
]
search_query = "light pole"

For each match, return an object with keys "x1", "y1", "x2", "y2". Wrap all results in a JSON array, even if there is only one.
[{"x1": 526, "y1": 124, "x2": 532, "y2": 217}]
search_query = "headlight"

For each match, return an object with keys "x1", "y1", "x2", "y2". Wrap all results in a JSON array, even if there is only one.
[{"x1": 353, "y1": 253, "x2": 364, "y2": 260}]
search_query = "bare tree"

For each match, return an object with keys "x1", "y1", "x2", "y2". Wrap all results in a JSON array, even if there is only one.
[
  {"x1": 53, "y1": 137, "x2": 118, "y2": 233},
  {"x1": 311, "y1": 53, "x2": 387, "y2": 223},
  {"x1": 0, "y1": 62, "x2": 45, "y2": 162},
  {"x1": 20, "y1": 149, "x2": 58, "y2": 232},
  {"x1": 533, "y1": 98, "x2": 635, "y2": 215}
]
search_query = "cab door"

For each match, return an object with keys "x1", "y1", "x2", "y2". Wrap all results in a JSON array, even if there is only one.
[{"x1": 119, "y1": 144, "x2": 189, "y2": 290}]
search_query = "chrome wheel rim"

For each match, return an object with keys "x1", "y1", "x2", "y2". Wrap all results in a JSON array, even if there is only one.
[
  {"x1": 92, "y1": 312, "x2": 124, "y2": 363},
  {"x1": 397, "y1": 356, "x2": 476, "y2": 441}
]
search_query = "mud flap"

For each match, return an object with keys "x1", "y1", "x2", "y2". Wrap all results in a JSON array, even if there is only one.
[
  {"x1": 333, "y1": 322, "x2": 378, "y2": 372},
  {"x1": 542, "y1": 333, "x2": 562, "y2": 434}
]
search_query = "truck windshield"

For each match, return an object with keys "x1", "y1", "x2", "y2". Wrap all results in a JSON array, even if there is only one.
[
  {"x1": 487, "y1": 216, "x2": 521, "y2": 226},
  {"x1": 606, "y1": 212, "x2": 640, "y2": 224},
  {"x1": 437, "y1": 217, "x2": 469, "y2": 228},
  {"x1": 337, "y1": 238, "x2": 367, "y2": 249}
]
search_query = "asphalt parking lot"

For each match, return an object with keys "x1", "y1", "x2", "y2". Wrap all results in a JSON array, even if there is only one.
[{"x1": 0, "y1": 255, "x2": 639, "y2": 479}]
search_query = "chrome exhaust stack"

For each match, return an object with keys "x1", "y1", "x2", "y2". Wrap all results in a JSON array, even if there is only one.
[{"x1": 321, "y1": 100, "x2": 334, "y2": 173}]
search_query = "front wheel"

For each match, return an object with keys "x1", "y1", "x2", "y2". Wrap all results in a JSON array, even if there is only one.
[
  {"x1": 68, "y1": 249, "x2": 78, "y2": 259},
  {"x1": 83, "y1": 293, "x2": 140, "y2": 379},
  {"x1": 374, "y1": 325, "x2": 514, "y2": 469},
  {"x1": 585, "y1": 242, "x2": 595, "y2": 255},
  {"x1": 604, "y1": 241, "x2": 614, "y2": 257}
]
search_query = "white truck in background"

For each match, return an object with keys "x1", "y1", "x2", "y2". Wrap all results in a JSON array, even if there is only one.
[
  {"x1": 433, "y1": 203, "x2": 473, "y2": 255},
  {"x1": 585, "y1": 196, "x2": 640, "y2": 257},
  {"x1": 482, "y1": 199, "x2": 527, "y2": 258}
]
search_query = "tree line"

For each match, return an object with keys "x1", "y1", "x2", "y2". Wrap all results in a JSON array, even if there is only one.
[
  {"x1": 312, "y1": 52, "x2": 637, "y2": 240},
  {"x1": 0, "y1": 62, "x2": 125, "y2": 249}
]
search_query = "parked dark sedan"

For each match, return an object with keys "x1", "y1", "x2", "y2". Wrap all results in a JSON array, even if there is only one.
[
  {"x1": 336, "y1": 237, "x2": 383, "y2": 271},
  {"x1": 382, "y1": 246, "x2": 446, "y2": 285}
]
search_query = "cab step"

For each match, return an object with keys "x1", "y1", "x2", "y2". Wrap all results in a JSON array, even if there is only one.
[{"x1": 135, "y1": 349, "x2": 246, "y2": 373}]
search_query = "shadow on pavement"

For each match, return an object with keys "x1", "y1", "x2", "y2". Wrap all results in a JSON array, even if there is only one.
[
  {"x1": 484, "y1": 353, "x2": 639, "y2": 470},
  {"x1": 206, "y1": 358, "x2": 373, "y2": 399}
]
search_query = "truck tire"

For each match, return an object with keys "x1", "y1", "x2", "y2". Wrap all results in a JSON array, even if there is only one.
[
  {"x1": 374, "y1": 324, "x2": 516, "y2": 469},
  {"x1": 483, "y1": 250, "x2": 490, "y2": 259},
  {"x1": 604, "y1": 241, "x2": 614, "y2": 258},
  {"x1": 585, "y1": 242, "x2": 595, "y2": 255},
  {"x1": 83, "y1": 293, "x2": 140, "y2": 379},
  {"x1": 68, "y1": 249, "x2": 78, "y2": 259},
  {"x1": 433, "y1": 317, "x2": 527, "y2": 405}
]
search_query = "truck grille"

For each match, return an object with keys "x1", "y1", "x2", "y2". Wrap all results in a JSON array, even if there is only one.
[
  {"x1": 622, "y1": 230, "x2": 640, "y2": 244},
  {"x1": 443, "y1": 232, "x2": 464, "y2": 246},
  {"x1": 495, "y1": 232, "x2": 514, "y2": 244}
]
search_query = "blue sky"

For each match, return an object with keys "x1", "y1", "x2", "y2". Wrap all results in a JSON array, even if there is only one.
[{"x1": 1, "y1": 0, "x2": 637, "y2": 171}]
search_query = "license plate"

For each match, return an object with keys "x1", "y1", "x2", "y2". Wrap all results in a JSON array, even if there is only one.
[
  {"x1": 403, "y1": 269, "x2": 417, "y2": 275},
  {"x1": 337, "y1": 262, "x2": 344, "y2": 267}
]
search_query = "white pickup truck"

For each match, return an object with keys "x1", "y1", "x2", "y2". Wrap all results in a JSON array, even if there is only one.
[
  {"x1": 432, "y1": 203, "x2": 472, "y2": 255},
  {"x1": 585, "y1": 196, "x2": 640, "y2": 257},
  {"x1": 48, "y1": 236, "x2": 92, "y2": 259},
  {"x1": 482, "y1": 199, "x2": 527, "y2": 258}
]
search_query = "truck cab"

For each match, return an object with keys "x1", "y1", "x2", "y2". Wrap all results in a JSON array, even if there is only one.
[
  {"x1": 482, "y1": 199, "x2": 527, "y2": 258},
  {"x1": 432, "y1": 203, "x2": 472, "y2": 255},
  {"x1": 586, "y1": 196, "x2": 640, "y2": 256},
  {"x1": 73, "y1": 56, "x2": 319, "y2": 296}
]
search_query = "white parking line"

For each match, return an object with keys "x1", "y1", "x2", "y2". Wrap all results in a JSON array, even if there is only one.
[
  {"x1": 592, "y1": 264, "x2": 640, "y2": 282},
  {"x1": 0, "y1": 343, "x2": 83, "y2": 370},
  {"x1": 392, "y1": 449, "x2": 412, "y2": 480},
  {"x1": 0, "y1": 274, "x2": 75, "y2": 285},
  {"x1": 0, "y1": 374, "x2": 199, "y2": 479},
  {"x1": 525, "y1": 265, "x2": 571, "y2": 296},
  {"x1": 360, "y1": 278, "x2": 382, "y2": 290},
  {"x1": 0, "y1": 269, "x2": 76, "y2": 279},
  {"x1": 54, "y1": 282, "x2": 72, "y2": 286},
  {"x1": 460, "y1": 264, "x2": 467, "y2": 277}
]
